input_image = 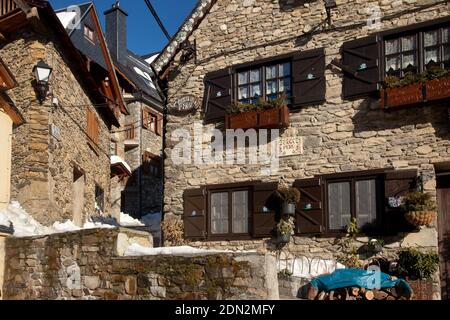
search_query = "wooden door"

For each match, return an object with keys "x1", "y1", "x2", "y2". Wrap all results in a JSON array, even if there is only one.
[{"x1": 437, "y1": 175, "x2": 450, "y2": 300}]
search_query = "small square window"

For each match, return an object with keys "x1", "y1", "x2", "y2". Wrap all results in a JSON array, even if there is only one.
[{"x1": 84, "y1": 25, "x2": 95, "y2": 43}]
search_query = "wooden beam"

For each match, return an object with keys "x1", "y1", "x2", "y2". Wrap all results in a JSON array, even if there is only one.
[{"x1": 0, "y1": 93, "x2": 24, "y2": 125}]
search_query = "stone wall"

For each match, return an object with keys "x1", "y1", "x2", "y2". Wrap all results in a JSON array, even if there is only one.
[
  {"x1": 1, "y1": 229, "x2": 278, "y2": 300},
  {"x1": 0, "y1": 26, "x2": 111, "y2": 225},
  {"x1": 164, "y1": 0, "x2": 450, "y2": 219}
]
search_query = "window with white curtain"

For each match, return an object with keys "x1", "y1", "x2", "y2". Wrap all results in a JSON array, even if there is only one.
[
  {"x1": 210, "y1": 190, "x2": 249, "y2": 236},
  {"x1": 327, "y1": 178, "x2": 380, "y2": 231},
  {"x1": 328, "y1": 182, "x2": 351, "y2": 230}
]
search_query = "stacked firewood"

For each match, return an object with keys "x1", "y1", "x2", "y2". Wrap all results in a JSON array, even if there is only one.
[{"x1": 307, "y1": 286, "x2": 413, "y2": 301}]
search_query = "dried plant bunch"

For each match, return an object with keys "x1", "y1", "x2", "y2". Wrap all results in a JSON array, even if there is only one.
[
  {"x1": 401, "y1": 192, "x2": 436, "y2": 212},
  {"x1": 161, "y1": 219, "x2": 186, "y2": 246},
  {"x1": 276, "y1": 186, "x2": 301, "y2": 204}
]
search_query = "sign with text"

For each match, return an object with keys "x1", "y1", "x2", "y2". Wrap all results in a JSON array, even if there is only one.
[
  {"x1": 279, "y1": 128, "x2": 303, "y2": 157},
  {"x1": 168, "y1": 95, "x2": 200, "y2": 115}
]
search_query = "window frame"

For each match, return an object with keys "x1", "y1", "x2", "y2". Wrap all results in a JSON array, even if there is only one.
[
  {"x1": 207, "y1": 186, "x2": 253, "y2": 241},
  {"x1": 381, "y1": 20, "x2": 450, "y2": 79},
  {"x1": 233, "y1": 58, "x2": 293, "y2": 106},
  {"x1": 143, "y1": 108, "x2": 161, "y2": 136},
  {"x1": 84, "y1": 25, "x2": 96, "y2": 43},
  {"x1": 324, "y1": 173, "x2": 384, "y2": 235}
]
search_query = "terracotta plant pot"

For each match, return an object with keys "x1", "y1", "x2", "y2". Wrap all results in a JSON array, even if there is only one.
[
  {"x1": 226, "y1": 105, "x2": 290, "y2": 129},
  {"x1": 404, "y1": 211, "x2": 437, "y2": 227},
  {"x1": 425, "y1": 75, "x2": 450, "y2": 101},
  {"x1": 226, "y1": 111, "x2": 258, "y2": 129},
  {"x1": 258, "y1": 106, "x2": 290, "y2": 129},
  {"x1": 381, "y1": 83, "x2": 424, "y2": 109}
]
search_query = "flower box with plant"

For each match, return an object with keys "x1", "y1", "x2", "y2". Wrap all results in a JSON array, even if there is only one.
[
  {"x1": 226, "y1": 95, "x2": 290, "y2": 130},
  {"x1": 276, "y1": 186, "x2": 301, "y2": 216},
  {"x1": 401, "y1": 192, "x2": 437, "y2": 227},
  {"x1": 276, "y1": 217, "x2": 295, "y2": 244},
  {"x1": 381, "y1": 67, "x2": 450, "y2": 109},
  {"x1": 397, "y1": 248, "x2": 439, "y2": 281}
]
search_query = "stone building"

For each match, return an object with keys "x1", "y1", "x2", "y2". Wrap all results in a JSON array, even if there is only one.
[
  {"x1": 0, "y1": 0, "x2": 124, "y2": 226},
  {"x1": 103, "y1": 2, "x2": 164, "y2": 219},
  {"x1": 152, "y1": 0, "x2": 450, "y2": 299}
]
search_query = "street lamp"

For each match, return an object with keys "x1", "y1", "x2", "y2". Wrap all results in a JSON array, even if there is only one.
[
  {"x1": 324, "y1": 0, "x2": 337, "y2": 26},
  {"x1": 32, "y1": 60, "x2": 53, "y2": 104}
]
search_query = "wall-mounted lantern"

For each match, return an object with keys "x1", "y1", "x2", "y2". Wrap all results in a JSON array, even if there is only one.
[
  {"x1": 32, "y1": 60, "x2": 53, "y2": 104},
  {"x1": 324, "y1": 0, "x2": 337, "y2": 26}
]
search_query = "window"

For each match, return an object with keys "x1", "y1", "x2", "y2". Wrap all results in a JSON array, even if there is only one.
[
  {"x1": 237, "y1": 62, "x2": 291, "y2": 104},
  {"x1": 95, "y1": 185, "x2": 104, "y2": 214},
  {"x1": 143, "y1": 109, "x2": 161, "y2": 135},
  {"x1": 143, "y1": 152, "x2": 161, "y2": 177},
  {"x1": 383, "y1": 24, "x2": 450, "y2": 77},
  {"x1": 110, "y1": 140, "x2": 117, "y2": 156},
  {"x1": 385, "y1": 34, "x2": 418, "y2": 77},
  {"x1": 327, "y1": 177, "x2": 379, "y2": 231},
  {"x1": 125, "y1": 124, "x2": 135, "y2": 140},
  {"x1": 209, "y1": 189, "x2": 249, "y2": 237},
  {"x1": 87, "y1": 109, "x2": 99, "y2": 147},
  {"x1": 84, "y1": 25, "x2": 95, "y2": 43},
  {"x1": 423, "y1": 26, "x2": 450, "y2": 69}
]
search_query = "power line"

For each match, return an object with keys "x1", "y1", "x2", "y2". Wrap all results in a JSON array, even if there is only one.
[{"x1": 144, "y1": 0, "x2": 172, "y2": 41}]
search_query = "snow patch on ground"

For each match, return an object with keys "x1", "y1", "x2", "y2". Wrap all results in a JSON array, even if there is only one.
[
  {"x1": 0, "y1": 202, "x2": 116, "y2": 238},
  {"x1": 124, "y1": 243, "x2": 256, "y2": 257},
  {"x1": 120, "y1": 212, "x2": 145, "y2": 227}
]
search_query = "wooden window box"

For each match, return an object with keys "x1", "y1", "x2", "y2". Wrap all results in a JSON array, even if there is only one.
[
  {"x1": 380, "y1": 83, "x2": 424, "y2": 109},
  {"x1": 225, "y1": 105, "x2": 290, "y2": 130},
  {"x1": 425, "y1": 75, "x2": 450, "y2": 101}
]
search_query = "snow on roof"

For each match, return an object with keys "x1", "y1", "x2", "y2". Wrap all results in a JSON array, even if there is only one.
[
  {"x1": 124, "y1": 244, "x2": 256, "y2": 257},
  {"x1": 56, "y1": 11, "x2": 77, "y2": 29},
  {"x1": 111, "y1": 155, "x2": 132, "y2": 174},
  {"x1": 145, "y1": 53, "x2": 159, "y2": 65},
  {"x1": 133, "y1": 67, "x2": 156, "y2": 89}
]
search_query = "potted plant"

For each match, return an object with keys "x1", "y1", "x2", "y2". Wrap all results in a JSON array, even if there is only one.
[
  {"x1": 396, "y1": 248, "x2": 439, "y2": 300},
  {"x1": 381, "y1": 73, "x2": 424, "y2": 109},
  {"x1": 226, "y1": 95, "x2": 290, "y2": 130},
  {"x1": 276, "y1": 217, "x2": 295, "y2": 244},
  {"x1": 401, "y1": 192, "x2": 437, "y2": 227},
  {"x1": 276, "y1": 186, "x2": 301, "y2": 216},
  {"x1": 424, "y1": 67, "x2": 450, "y2": 101}
]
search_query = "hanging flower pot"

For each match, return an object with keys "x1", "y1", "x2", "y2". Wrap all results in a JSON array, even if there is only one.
[{"x1": 405, "y1": 211, "x2": 437, "y2": 227}]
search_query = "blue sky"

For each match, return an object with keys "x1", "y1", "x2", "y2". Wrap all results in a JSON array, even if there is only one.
[{"x1": 49, "y1": 0, "x2": 198, "y2": 55}]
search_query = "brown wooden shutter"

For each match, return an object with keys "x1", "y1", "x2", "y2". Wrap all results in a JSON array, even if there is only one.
[
  {"x1": 252, "y1": 182, "x2": 278, "y2": 238},
  {"x1": 183, "y1": 188, "x2": 207, "y2": 240},
  {"x1": 203, "y1": 67, "x2": 232, "y2": 123},
  {"x1": 342, "y1": 35, "x2": 381, "y2": 99},
  {"x1": 291, "y1": 48, "x2": 326, "y2": 108},
  {"x1": 87, "y1": 109, "x2": 99, "y2": 146},
  {"x1": 156, "y1": 114, "x2": 162, "y2": 136},
  {"x1": 294, "y1": 178, "x2": 325, "y2": 235},
  {"x1": 384, "y1": 169, "x2": 418, "y2": 234},
  {"x1": 142, "y1": 109, "x2": 149, "y2": 129}
]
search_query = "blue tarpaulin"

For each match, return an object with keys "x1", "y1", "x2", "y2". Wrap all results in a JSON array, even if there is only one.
[{"x1": 310, "y1": 269, "x2": 413, "y2": 294}]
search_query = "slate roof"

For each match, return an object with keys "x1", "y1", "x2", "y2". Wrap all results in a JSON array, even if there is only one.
[{"x1": 55, "y1": 2, "x2": 92, "y2": 35}]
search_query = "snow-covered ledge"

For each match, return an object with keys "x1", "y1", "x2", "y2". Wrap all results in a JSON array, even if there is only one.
[{"x1": 110, "y1": 156, "x2": 132, "y2": 176}]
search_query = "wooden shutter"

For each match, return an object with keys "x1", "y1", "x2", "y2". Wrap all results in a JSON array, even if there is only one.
[
  {"x1": 142, "y1": 109, "x2": 149, "y2": 129},
  {"x1": 294, "y1": 178, "x2": 325, "y2": 235},
  {"x1": 384, "y1": 169, "x2": 418, "y2": 234},
  {"x1": 87, "y1": 109, "x2": 99, "y2": 146},
  {"x1": 291, "y1": 48, "x2": 326, "y2": 108},
  {"x1": 342, "y1": 35, "x2": 381, "y2": 99},
  {"x1": 203, "y1": 67, "x2": 232, "y2": 123},
  {"x1": 252, "y1": 182, "x2": 278, "y2": 238},
  {"x1": 183, "y1": 188, "x2": 207, "y2": 240},
  {"x1": 156, "y1": 114, "x2": 162, "y2": 136}
]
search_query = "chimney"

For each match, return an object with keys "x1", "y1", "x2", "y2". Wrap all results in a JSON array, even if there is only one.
[{"x1": 104, "y1": 1, "x2": 128, "y2": 65}]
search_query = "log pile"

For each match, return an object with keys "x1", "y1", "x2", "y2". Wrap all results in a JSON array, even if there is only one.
[{"x1": 307, "y1": 285, "x2": 413, "y2": 301}]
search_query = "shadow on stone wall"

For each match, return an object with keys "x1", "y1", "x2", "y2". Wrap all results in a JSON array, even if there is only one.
[
  {"x1": 440, "y1": 233, "x2": 450, "y2": 299},
  {"x1": 278, "y1": 0, "x2": 316, "y2": 11}
]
